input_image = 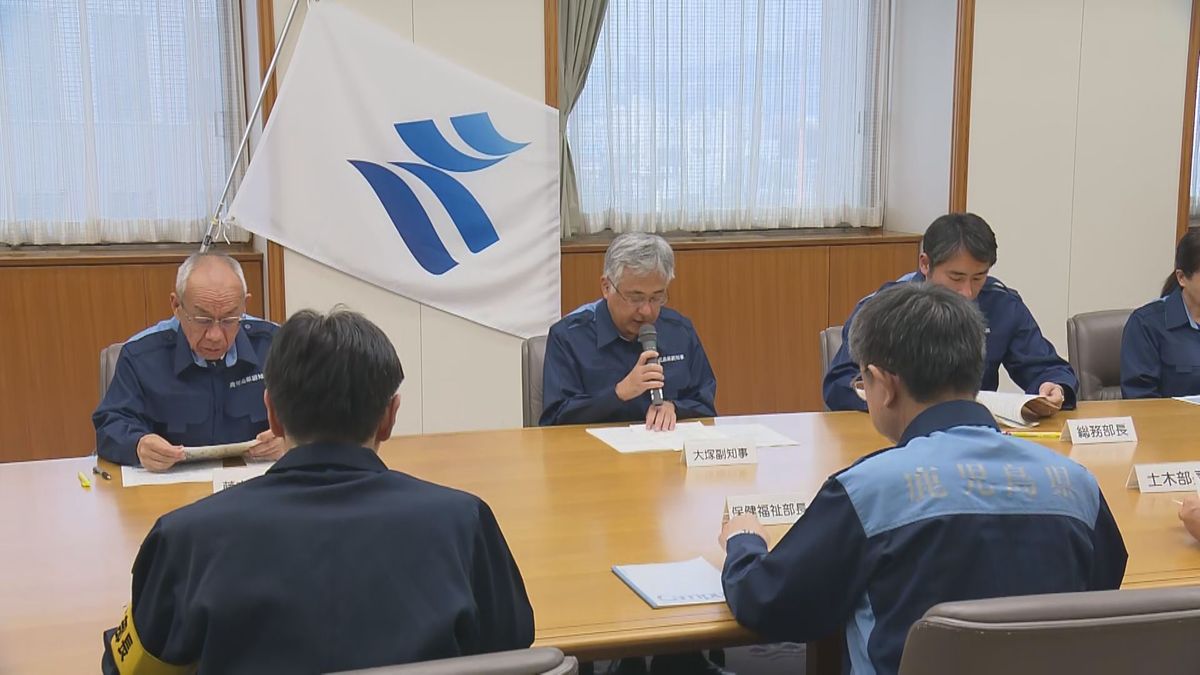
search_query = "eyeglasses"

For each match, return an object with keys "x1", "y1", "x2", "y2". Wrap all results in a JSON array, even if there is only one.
[
  {"x1": 850, "y1": 375, "x2": 867, "y2": 401},
  {"x1": 608, "y1": 279, "x2": 668, "y2": 308},
  {"x1": 178, "y1": 306, "x2": 243, "y2": 331}
]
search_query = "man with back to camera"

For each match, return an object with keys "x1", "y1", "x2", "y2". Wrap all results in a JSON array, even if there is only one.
[
  {"x1": 823, "y1": 213, "x2": 1078, "y2": 414},
  {"x1": 100, "y1": 308, "x2": 534, "y2": 674},
  {"x1": 540, "y1": 232, "x2": 717, "y2": 431},
  {"x1": 720, "y1": 283, "x2": 1126, "y2": 675},
  {"x1": 93, "y1": 251, "x2": 284, "y2": 470}
]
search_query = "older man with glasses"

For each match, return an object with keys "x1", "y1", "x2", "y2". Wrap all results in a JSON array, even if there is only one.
[
  {"x1": 540, "y1": 232, "x2": 717, "y2": 431},
  {"x1": 542, "y1": 232, "x2": 722, "y2": 673},
  {"x1": 93, "y1": 252, "x2": 283, "y2": 470}
]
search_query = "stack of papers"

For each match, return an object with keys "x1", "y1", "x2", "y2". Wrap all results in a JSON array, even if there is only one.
[
  {"x1": 587, "y1": 422, "x2": 798, "y2": 454},
  {"x1": 976, "y1": 391, "x2": 1046, "y2": 428},
  {"x1": 612, "y1": 557, "x2": 726, "y2": 608}
]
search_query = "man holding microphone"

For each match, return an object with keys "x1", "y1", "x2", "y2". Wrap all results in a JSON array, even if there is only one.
[{"x1": 540, "y1": 233, "x2": 717, "y2": 430}]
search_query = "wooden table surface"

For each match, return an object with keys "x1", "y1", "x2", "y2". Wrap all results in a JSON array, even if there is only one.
[{"x1": 3, "y1": 400, "x2": 1200, "y2": 673}]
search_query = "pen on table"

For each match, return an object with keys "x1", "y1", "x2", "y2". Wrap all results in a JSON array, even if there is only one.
[
  {"x1": 77, "y1": 471, "x2": 91, "y2": 489},
  {"x1": 1003, "y1": 431, "x2": 1061, "y2": 439},
  {"x1": 92, "y1": 466, "x2": 112, "y2": 481}
]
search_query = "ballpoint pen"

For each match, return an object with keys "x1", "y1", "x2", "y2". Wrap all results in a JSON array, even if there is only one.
[{"x1": 92, "y1": 466, "x2": 112, "y2": 481}]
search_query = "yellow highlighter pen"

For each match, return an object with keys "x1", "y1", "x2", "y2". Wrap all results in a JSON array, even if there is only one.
[
  {"x1": 77, "y1": 471, "x2": 91, "y2": 489},
  {"x1": 1004, "y1": 431, "x2": 1061, "y2": 439}
]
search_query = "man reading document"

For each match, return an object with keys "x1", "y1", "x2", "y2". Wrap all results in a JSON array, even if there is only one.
[{"x1": 93, "y1": 252, "x2": 283, "y2": 470}]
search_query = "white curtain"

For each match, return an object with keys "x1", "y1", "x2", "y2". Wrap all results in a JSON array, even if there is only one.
[
  {"x1": 0, "y1": 0, "x2": 249, "y2": 245},
  {"x1": 565, "y1": 0, "x2": 891, "y2": 235}
]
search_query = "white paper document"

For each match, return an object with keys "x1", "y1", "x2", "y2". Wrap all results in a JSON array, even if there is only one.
[
  {"x1": 975, "y1": 391, "x2": 1044, "y2": 428},
  {"x1": 121, "y1": 460, "x2": 223, "y2": 487},
  {"x1": 586, "y1": 422, "x2": 726, "y2": 453},
  {"x1": 183, "y1": 439, "x2": 255, "y2": 462},
  {"x1": 212, "y1": 464, "x2": 273, "y2": 493},
  {"x1": 1173, "y1": 395, "x2": 1200, "y2": 406},
  {"x1": 587, "y1": 422, "x2": 797, "y2": 454},
  {"x1": 710, "y1": 423, "x2": 798, "y2": 447},
  {"x1": 612, "y1": 557, "x2": 726, "y2": 608}
]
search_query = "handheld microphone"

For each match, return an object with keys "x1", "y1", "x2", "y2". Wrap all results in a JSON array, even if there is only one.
[{"x1": 637, "y1": 324, "x2": 664, "y2": 406}]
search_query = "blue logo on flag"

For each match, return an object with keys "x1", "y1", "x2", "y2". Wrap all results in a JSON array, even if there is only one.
[{"x1": 349, "y1": 112, "x2": 529, "y2": 275}]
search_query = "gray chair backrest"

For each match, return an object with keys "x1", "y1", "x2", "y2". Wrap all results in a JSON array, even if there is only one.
[
  {"x1": 1066, "y1": 309, "x2": 1132, "y2": 401},
  {"x1": 819, "y1": 326, "x2": 843, "y2": 375},
  {"x1": 521, "y1": 335, "x2": 548, "y2": 427},
  {"x1": 99, "y1": 342, "x2": 124, "y2": 399},
  {"x1": 328, "y1": 647, "x2": 577, "y2": 675},
  {"x1": 898, "y1": 586, "x2": 1200, "y2": 675}
]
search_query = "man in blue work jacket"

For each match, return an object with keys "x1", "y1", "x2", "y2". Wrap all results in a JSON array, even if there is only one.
[
  {"x1": 93, "y1": 252, "x2": 282, "y2": 469},
  {"x1": 720, "y1": 283, "x2": 1126, "y2": 675},
  {"x1": 540, "y1": 232, "x2": 717, "y2": 431},
  {"x1": 100, "y1": 308, "x2": 534, "y2": 674},
  {"x1": 823, "y1": 213, "x2": 1078, "y2": 413},
  {"x1": 541, "y1": 232, "x2": 724, "y2": 674}
]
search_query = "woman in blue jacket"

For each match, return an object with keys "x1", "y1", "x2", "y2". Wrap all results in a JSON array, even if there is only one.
[{"x1": 1121, "y1": 229, "x2": 1200, "y2": 398}]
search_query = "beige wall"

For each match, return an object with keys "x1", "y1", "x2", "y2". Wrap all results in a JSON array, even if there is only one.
[
  {"x1": 968, "y1": 0, "x2": 1190, "y2": 388},
  {"x1": 268, "y1": 0, "x2": 544, "y2": 434}
]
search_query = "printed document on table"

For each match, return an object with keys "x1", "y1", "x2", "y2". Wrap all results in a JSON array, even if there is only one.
[
  {"x1": 612, "y1": 557, "x2": 726, "y2": 609},
  {"x1": 711, "y1": 422, "x2": 798, "y2": 447},
  {"x1": 586, "y1": 422, "x2": 726, "y2": 453},
  {"x1": 1173, "y1": 395, "x2": 1200, "y2": 406},
  {"x1": 121, "y1": 460, "x2": 223, "y2": 487}
]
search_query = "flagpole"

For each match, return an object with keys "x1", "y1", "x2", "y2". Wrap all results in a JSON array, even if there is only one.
[{"x1": 201, "y1": 0, "x2": 306, "y2": 253}]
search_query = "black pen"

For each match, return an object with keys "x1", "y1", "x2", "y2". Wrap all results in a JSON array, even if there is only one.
[{"x1": 92, "y1": 466, "x2": 112, "y2": 481}]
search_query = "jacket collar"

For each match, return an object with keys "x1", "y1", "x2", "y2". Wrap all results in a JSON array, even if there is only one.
[
  {"x1": 898, "y1": 399, "x2": 1000, "y2": 447},
  {"x1": 267, "y1": 442, "x2": 389, "y2": 474},
  {"x1": 1163, "y1": 288, "x2": 1196, "y2": 330},
  {"x1": 173, "y1": 321, "x2": 255, "y2": 375}
]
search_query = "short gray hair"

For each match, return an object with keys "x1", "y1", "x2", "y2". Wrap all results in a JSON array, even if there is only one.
[
  {"x1": 603, "y1": 233, "x2": 675, "y2": 286},
  {"x1": 175, "y1": 252, "x2": 248, "y2": 298},
  {"x1": 848, "y1": 283, "x2": 986, "y2": 402}
]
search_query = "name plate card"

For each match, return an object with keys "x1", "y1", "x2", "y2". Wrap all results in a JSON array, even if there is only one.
[
  {"x1": 1126, "y1": 462, "x2": 1200, "y2": 494},
  {"x1": 683, "y1": 438, "x2": 757, "y2": 467},
  {"x1": 725, "y1": 493, "x2": 807, "y2": 526},
  {"x1": 1060, "y1": 417, "x2": 1137, "y2": 445},
  {"x1": 212, "y1": 465, "x2": 271, "y2": 493}
]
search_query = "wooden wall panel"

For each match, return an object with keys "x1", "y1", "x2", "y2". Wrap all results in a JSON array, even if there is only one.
[
  {"x1": 0, "y1": 256, "x2": 264, "y2": 463},
  {"x1": 559, "y1": 252, "x2": 605, "y2": 316},
  {"x1": 670, "y1": 247, "x2": 829, "y2": 414},
  {"x1": 0, "y1": 267, "x2": 152, "y2": 461},
  {"x1": 827, "y1": 242, "x2": 920, "y2": 326}
]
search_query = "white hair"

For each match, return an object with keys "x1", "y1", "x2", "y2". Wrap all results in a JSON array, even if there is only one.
[
  {"x1": 175, "y1": 252, "x2": 248, "y2": 298},
  {"x1": 603, "y1": 233, "x2": 676, "y2": 286}
]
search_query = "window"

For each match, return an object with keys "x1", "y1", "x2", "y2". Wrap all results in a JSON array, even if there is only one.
[
  {"x1": 0, "y1": 0, "x2": 248, "y2": 245},
  {"x1": 565, "y1": 0, "x2": 890, "y2": 235}
]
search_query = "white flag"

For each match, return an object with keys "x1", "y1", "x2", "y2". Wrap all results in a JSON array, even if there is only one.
[{"x1": 229, "y1": 2, "x2": 559, "y2": 338}]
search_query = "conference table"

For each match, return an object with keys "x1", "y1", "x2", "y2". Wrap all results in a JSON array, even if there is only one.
[{"x1": 3, "y1": 399, "x2": 1200, "y2": 674}]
